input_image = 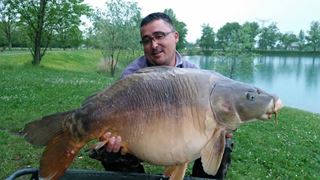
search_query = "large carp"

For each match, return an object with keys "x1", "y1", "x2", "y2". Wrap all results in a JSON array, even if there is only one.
[{"x1": 23, "y1": 66, "x2": 282, "y2": 180}]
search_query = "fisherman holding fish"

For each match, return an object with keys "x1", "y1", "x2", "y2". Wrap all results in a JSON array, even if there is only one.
[
  {"x1": 91, "y1": 12, "x2": 234, "y2": 179},
  {"x1": 22, "y1": 12, "x2": 282, "y2": 179}
]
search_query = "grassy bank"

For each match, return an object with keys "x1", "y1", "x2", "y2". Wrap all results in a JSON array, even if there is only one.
[{"x1": 1, "y1": 50, "x2": 319, "y2": 179}]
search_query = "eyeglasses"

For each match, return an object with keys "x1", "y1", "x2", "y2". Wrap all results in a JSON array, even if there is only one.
[{"x1": 140, "y1": 31, "x2": 175, "y2": 45}]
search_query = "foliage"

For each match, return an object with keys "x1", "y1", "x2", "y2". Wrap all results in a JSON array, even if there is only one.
[
  {"x1": 92, "y1": 0, "x2": 141, "y2": 76},
  {"x1": 306, "y1": 21, "x2": 320, "y2": 52},
  {"x1": 82, "y1": 27, "x2": 96, "y2": 49},
  {"x1": 0, "y1": 22, "x2": 6, "y2": 48},
  {"x1": 52, "y1": 1, "x2": 91, "y2": 50},
  {"x1": 7, "y1": 0, "x2": 90, "y2": 64},
  {"x1": 164, "y1": 9, "x2": 188, "y2": 50},
  {"x1": 2, "y1": 1, "x2": 320, "y2": 56},
  {"x1": 199, "y1": 23, "x2": 215, "y2": 51},
  {"x1": 52, "y1": 26, "x2": 84, "y2": 49},
  {"x1": 0, "y1": 0, "x2": 18, "y2": 50},
  {"x1": 216, "y1": 22, "x2": 241, "y2": 51},
  {"x1": 241, "y1": 22, "x2": 260, "y2": 50},
  {"x1": 297, "y1": 30, "x2": 306, "y2": 51},
  {"x1": 216, "y1": 22, "x2": 258, "y2": 56},
  {"x1": 257, "y1": 23, "x2": 280, "y2": 50},
  {"x1": 224, "y1": 28, "x2": 251, "y2": 56},
  {"x1": 279, "y1": 32, "x2": 298, "y2": 50}
]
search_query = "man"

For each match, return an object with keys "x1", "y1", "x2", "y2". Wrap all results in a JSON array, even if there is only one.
[{"x1": 90, "y1": 12, "x2": 233, "y2": 179}]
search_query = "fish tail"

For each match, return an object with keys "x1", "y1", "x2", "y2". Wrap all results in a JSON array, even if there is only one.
[
  {"x1": 22, "y1": 111, "x2": 74, "y2": 146},
  {"x1": 39, "y1": 132, "x2": 85, "y2": 179}
]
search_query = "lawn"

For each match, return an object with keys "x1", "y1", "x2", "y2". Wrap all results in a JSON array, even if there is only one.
[{"x1": 1, "y1": 50, "x2": 319, "y2": 179}]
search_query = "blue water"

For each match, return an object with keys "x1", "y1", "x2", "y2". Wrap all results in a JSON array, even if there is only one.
[{"x1": 186, "y1": 55, "x2": 320, "y2": 114}]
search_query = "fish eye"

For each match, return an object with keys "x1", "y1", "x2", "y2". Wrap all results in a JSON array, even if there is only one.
[{"x1": 246, "y1": 92, "x2": 256, "y2": 101}]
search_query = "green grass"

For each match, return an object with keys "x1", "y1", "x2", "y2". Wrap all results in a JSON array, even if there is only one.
[
  {"x1": 0, "y1": 50, "x2": 114, "y2": 178},
  {"x1": 1, "y1": 50, "x2": 320, "y2": 179},
  {"x1": 228, "y1": 108, "x2": 320, "y2": 179}
]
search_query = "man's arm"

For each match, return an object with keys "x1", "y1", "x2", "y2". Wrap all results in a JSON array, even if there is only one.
[{"x1": 121, "y1": 56, "x2": 147, "y2": 79}]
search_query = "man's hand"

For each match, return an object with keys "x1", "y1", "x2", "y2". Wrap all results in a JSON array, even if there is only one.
[
  {"x1": 100, "y1": 132, "x2": 122, "y2": 153},
  {"x1": 225, "y1": 132, "x2": 233, "y2": 138}
]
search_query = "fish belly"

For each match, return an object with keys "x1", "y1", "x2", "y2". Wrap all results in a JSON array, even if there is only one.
[{"x1": 124, "y1": 120, "x2": 210, "y2": 165}]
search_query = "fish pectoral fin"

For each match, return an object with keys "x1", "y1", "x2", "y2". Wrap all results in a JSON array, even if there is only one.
[
  {"x1": 200, "y1": 129, "x2": 226, "y2": 176},
  {"x1": 120, "y1": 141, "x2": 130, "y2": 155},
  {"x1": 91, "y1": 139, "x2": 130, "y2": 156},
  {"x1": 164, "y1": 165, "x2": 175, "y2": 177},
  {"x1": 164, "y1": 162, "x2": 188, "y2": 180},
  {"x1": 39, "y1": 132, "x2": 85, "y2": 179},
  {"x1": 93, "y1": 140, "x2": 108, "y2": 150}
]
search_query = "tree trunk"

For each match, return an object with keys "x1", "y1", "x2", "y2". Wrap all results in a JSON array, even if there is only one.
[
  {"x1": 229, "y1": 57, "x2": 236, "y2": 79},
  {"x1": 110, "y1": 51, "x2": 115, "y2": 76},
  {"x1": 4, "y1": 19, "x2": 13, "y2": 51},
  {"x1": 7, "y1": 23, "x2": 12, "y2": 51},
  {"x1": 32, "y1": 32, "x2": 42, "y2": 65},
  {"x1": 8, "y1": 33, "x2": 12, "y2": 51},
  {"x1": 32, "y1": 0, "x2": 46, "y2": 65}
]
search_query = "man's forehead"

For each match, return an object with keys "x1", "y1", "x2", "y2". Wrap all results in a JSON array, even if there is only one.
[{"x1": 140, "y1": 19, "x2": 172, "y2": 35}]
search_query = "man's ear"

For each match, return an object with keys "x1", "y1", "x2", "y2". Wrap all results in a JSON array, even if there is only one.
[{"x1": 174, "y1": 31, "x2": 179, "y2": 43}]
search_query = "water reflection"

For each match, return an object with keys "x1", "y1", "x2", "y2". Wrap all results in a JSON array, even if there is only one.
[{"x1": 185, "y1": 55, "x2": 320, "y2": 114}]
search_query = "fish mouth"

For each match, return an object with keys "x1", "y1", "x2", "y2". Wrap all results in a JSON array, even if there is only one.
[{"x1": 259, "y1": 98, "x2": 283, "y2": 125}]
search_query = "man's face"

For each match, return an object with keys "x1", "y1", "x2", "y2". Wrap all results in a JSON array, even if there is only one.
[{"x1": 140, "y1": 19, "x2": 179, "y2": 66}]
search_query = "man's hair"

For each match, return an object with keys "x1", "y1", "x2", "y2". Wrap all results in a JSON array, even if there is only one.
[{"x1": 140, "y1": 12, "x2": 175, "y2": 30}]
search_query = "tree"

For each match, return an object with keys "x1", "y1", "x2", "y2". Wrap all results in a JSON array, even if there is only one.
[
  {"x1": 297, "y1": 30, "x2": 306, "y2": 51},
  {"x1": 0, "y1": 22, "x2": 5, "y2": 49},
  {"x1": 225, "y1": 27, "x2": 252, "y2": 56},
  {"x1": 0, "y1": 0, "x2": 18, "y2": 50},
  {"x1": 54, "y1": 25, "x2": 83, "y2": 50},
  {"x1": 199, "y1": 23, "x2": 215, "y2": 50},
  {"x1": 93, "y1": 0, "x2": 141, "y2": 76},
  {"x1": 241, "y1": 22, "x2": 260, "y2": 50},
  {"x1": 83, "y1": 27, "x2": 95, "y2": 49},
  {"x1": 124, "y1": 8, "x2": 142, "y2": 58},
  {"x1": 8, "y1": 0, "x2": 90, "y2": 65},
  {"x1": 53, "y1": 1, "x2": 90, "y2": 50},
  {"x1": 164, "y1": 9, "x2": 188, "y2": 50},
  {"x1": 279, "y1": 32, "x2": 298, "y2": 50},
  {"x1": 216, "y1": 22, "x2": 241, "y2": 51},
  {"x1": 257, "y1": 23, "x2": 280, "y2": 50},
  {"x1": 306, "y1": 21, "x2": 320, "y2": 52}
]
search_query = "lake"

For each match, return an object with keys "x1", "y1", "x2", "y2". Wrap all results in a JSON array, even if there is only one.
[{"x1": 186, "y1": 55, "x2": 320, "y2": 114}]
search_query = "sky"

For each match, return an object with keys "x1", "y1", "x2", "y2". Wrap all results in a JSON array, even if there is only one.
[{"x1": 83, "y1": 0, "x2": 320, "y2": 43}]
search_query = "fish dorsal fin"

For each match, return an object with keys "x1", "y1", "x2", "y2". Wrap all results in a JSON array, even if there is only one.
[
  {"x1": 200, "y1": 128, "x2": 226, "y2": 176},
  {"x1": 135, "y1": 66, "x2": 174, "y2": 74}
]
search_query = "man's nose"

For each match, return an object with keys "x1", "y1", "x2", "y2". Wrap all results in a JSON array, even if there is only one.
[{"x1": 151, "y1": 39, "x2": 159, "y2": 48}]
